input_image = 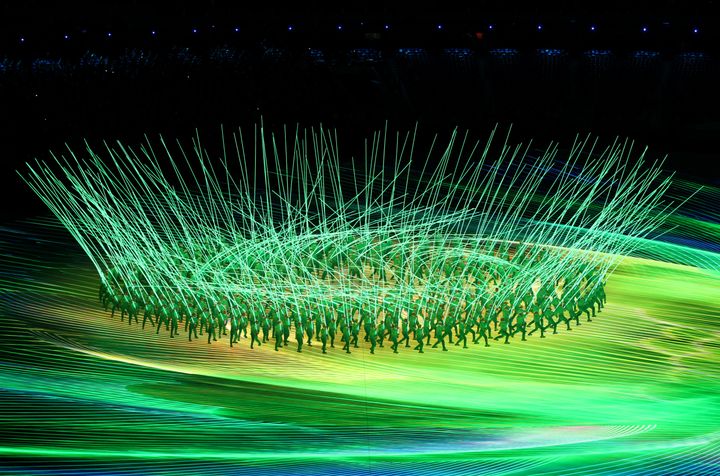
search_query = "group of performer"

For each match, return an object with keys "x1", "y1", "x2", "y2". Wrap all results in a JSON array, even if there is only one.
[{"x1": 98, "y1": 239, "x2": 608, "y2": 354}]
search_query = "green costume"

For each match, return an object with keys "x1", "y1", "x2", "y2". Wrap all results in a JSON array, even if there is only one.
[
  {"x1": 120, "y1": 295, "x2": 132, "y2": 322},
  {"x1": 239, "y1": 313, "x2": 248, "y2": 338},
  {"x1": 351, "y1": 319, "x2": 360, "y2": 348},
  {"x1": 528, "y1": 305, "x2": 546, "y2": 338},
  {"x1": 476, "y1": 317, "x2": 490, "y2": 347},
  {"x1": 199, "y1": 309, "x2": 208, "y2": 336},
  {"x1": 295, "y1": 323, "x2": 304, "y2": 352},
  {"x1": 274, "y1": 320, "x2": 284, "y2": 351},
  {"x1": 182, "y1": 303, "x2": 193, "y2": 332},
  {"x1": 142, "y1": 302, "x2": 155, "y2": 329},
  {"x1": 423, "y1": 315, "x2": 432, "y2": 345},
  {"x1": 454, "y1": 319, "x2": 469, "y2": 348},
  {"x1": 568, "y1": 294, "x2": 581, "y2": 326},
  {"x1": 538, "y1": 299, "x2": 555, "y2": 335},
  {"x1": 206, "y1": 314, "x2": 217, "y2": 343},
  {"x1": 283, "y1": 314, "x2": 291, "y2": 345},
  {"x1": 555, "y1": 297, "x2": 571, "y2": 331},
  {"x1": 413, "y1": 324, "x2": 425, "y2": 353},
  {"x1": 362, "y1": 309, "x2": 372, "y2": 342},
  {"x1": 579, "y1": 293, "x2": 594, "y2": 321},
  {"x1": 320, "y1": 325, "x2": 329, "y2": 354},
  {"x1": 444, "y1": 315, "x2": 455, "y2": 344},
  {"x1": 229, "y1": 315, "x2": 238, "y2": 347},
  {"x1": 258, "y1": 315, "x2": 268, "y2": 342},
  {"x1": 170, "y1": 309, "x2": 180, "y2": 338},
  {"x1": 368, "y1": 323, "x2": 378, "y2": 354},
  {"x1": 432, "y1": 320, "x2": 448, "y2": 351},
  {"x1": 390, "y1": 323, "x2": 400, "y2": 353},
  {"x1": 513, "y1": 307, "x2": 528, "y2": 341},
  {"x1": 128, "y1": 300, "x2": 140, "y2": 325},
  {"x1": 399, "y1": 318, "x2": 411, "y2": 347},
  {"x1": 187, "y1": 315, "x2": 198, "y2": 341},
  {"x1": 342, "y1": 323, "x2": 351, "y2": 354},
  {"x1": 328, "y1": 315, "x2": 337, "y2": 348},
  {"x1": 207, "y1": 317, "x2": 219, "y2": 344},
  {"x1": 250, "y1": 320, "x2": 262, "y2": 349},
  {"x1": 562, "y1": 294, "x2": 577, "y2": 329},
  {"x1": 306, "y1": 318, "x2": 315, "y2": 346},
  {"x1": 156, "y1": 306, "x2": 169, "y2": 335},
  {"x1": 494, "y1": 313, "x2": 511, "y2": 344},
  {"x1": 377, "y1": 320, "x2": 386, "y2": 348},
  {"x1": 463, "y1": 316, "x2": 476, "y2": 343}
]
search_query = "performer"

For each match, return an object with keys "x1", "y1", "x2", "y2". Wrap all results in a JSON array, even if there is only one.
[
  {"x1": 432, "y1": 318, "x2": 448, "y2": 351},
  {"x1": 513, "y1": 302, "x2": 528, "y2": 341},
  {"x1": 261, "y1": 313, "x2": 271, "y2": 343},
  {"x1": 156, "y1": 305, "x2": 169, "y2": 335},
  {"x1": 142, "y1": 301, "x2": 155, "y2": 329},
  {"x1": 295, "y1": 321, "x2": 304, "y2": 353},
  {"x1": 187, "y1": 313, "x2": 199, "y2": 342},
  {"x1": 328, "y1": 311, "x2": 337, "y2": 348},
  {"x1": 229, "y1": 313, "x2": 239, "y2": 347},
  {"x1": 390, "y1": 322, "x2": 400, "y2": 353},
  {"x1": 494, "y1": 301, "x2": 513, "y2": 344},
  {"x1": 377, "y1": 318, "x2": 386, "y2": 348},
  {"x1": 250, "y1": 317, "x2": 262, "y2": 349},
  {"x1": 342, "y1": 320, "x2": 352, "y2": 354},
  {"x1": 424, "y1": 311, "x2": 432, "y2": 345},
  {"x1": 413, "y1": 322, "x2": 425, "y2": 353},
  {"x1": 555, "y1": 295, "x2": 571, "y2": 331},
  {"x1": 368, "y1": 320, "x2": 378, "y2": 354},
  {"x1": 444, "y1": 312, "x2": 455, "y2": 344},
  {"x1": 274, "y1": 318, "x2": 284, "y2": 351},
  {"x1": 283, "y1": 310, "x2": 292, "y2": 346},
  {"x1": 306, "y1": 313, "x2": 315, "y2": 346},
  {"x1": 206, "y1": 312, "x2": 217, "y2": 344},
  {"x1": 238, "y1": 311, "x2": 249, "y2": 339},
  {"x1": 398, "y1": 317, "x2": 411, "y2": 348},
  {"x1": 476, "y1": 316, "x2": 490, "y2": 347},
  {"x1": 170, "y1": 308, "x2": 180, "y2": 338},
  {"x1": 463, "y1": 315, "x2": 476, "y2": 344},
  {"x1": 543, "y1": 298, "x2": 558, "y2": 335},
  {"x1": 320, "y1": 323, "x2": 329, "y2": 354},
  {"x1": 454, "y1": 317, "x2": 469, "y2": 349}
]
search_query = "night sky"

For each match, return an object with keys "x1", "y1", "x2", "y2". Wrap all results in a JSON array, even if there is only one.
[{"x1": 2, "y1": 1, "x2": 719, "y2": 220}]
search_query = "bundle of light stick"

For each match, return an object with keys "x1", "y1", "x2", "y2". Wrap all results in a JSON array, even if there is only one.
[{"x1": 20, "y1": 124, "x2": 678, "y2": 353}]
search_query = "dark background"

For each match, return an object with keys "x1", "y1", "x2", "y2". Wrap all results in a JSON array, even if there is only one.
[{"x1": 2, "y1": 1, "x2": 720, "y2": 220}]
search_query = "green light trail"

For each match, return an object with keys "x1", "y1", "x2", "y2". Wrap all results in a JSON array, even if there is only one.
[
  {"x1": 3, "y1": 124, "x2": 719, "y2": 474},
  {"x1": 17, "y1": 125, "x2": 680, "y2": 352}
]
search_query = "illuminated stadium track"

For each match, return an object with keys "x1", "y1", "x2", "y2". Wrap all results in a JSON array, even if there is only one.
[
  {"x1": 1, "y1": 210, "x2": 719, "y2": 475},
  {"x1": 1, "y1": 127, "x2": 719, "y2": 475}
]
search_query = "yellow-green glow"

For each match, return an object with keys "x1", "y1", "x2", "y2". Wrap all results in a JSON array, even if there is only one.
[{"x1": 2, "y1": 125, "x2": 718, "y2": 475}]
